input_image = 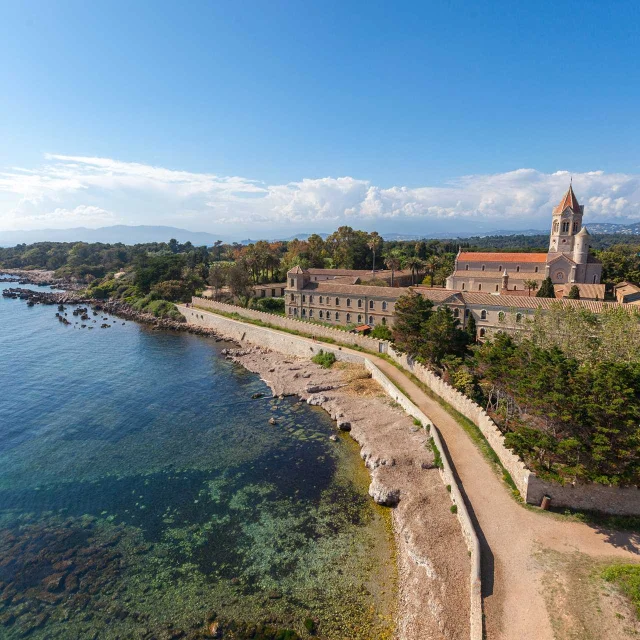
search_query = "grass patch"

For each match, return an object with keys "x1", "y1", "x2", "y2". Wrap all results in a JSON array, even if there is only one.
[
  {"x1": 450, "y1": 504, "x2": 458, "y2": 514},
  {"x1": 429, "y1": 437, "x2": 444, "y2": 469},
  {"x1": 602, "y1": 564, "x2": 640, "y2": 619},
  {"x1": 555, "y1": 509, "x2": 640, "y2": 533},
  {"x1": 311, "y1": 349, "x2": 336, "y2": 368}
]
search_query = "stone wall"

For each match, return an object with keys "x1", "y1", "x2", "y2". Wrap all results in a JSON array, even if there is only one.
[
  {"x1": 191, "y1": 297, "x2": 388, "y2": 353},
  {"x1": 179, "y1": 304, "x2": 483, "y2": 640}
]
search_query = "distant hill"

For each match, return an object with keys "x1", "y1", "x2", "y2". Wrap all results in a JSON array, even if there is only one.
[
  {"x1": 0, "y1": 225, "x2": 227, "y2": 247},
  {"x1": 582, "y1": 222, "x2": 640, "y2": 235}
]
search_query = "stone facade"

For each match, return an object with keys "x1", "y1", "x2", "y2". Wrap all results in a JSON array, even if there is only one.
[{"x1": 446, "y1": 185, "x2": 603, "y2": 294}]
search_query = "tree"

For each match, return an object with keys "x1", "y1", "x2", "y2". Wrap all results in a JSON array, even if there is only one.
[
  {"x1": 391, "y1": 291, "x2": 434, "y2": 356},
  {"x1": 226, "y1": 263, "x2": 253, "y2": 299},
  {"x1": 422, "y1": 307, "x2": 469, "y2": 365},
  {"x1": 367, "y1": 232, "x2": 383, "y2": 273},
  {"x1": 466, "y1": 313, "x2": 477, "y2": 343},
  {"x1": 523, "y1": 279, "x2": 539, "y2": 296},
  {"x1": 567, "y1": 285, "x2": 580, "y2": 299},
  {"x1": 404, "y1": 257, "x2": 423, "y2": 285},
  {"x1": 370, "y1": 323, "x2": 392, "y2": 340},
  {"x1": 536, "y1": 277, "x2": 556, "y2": 298},
  {"x1": 151, "y1": 279, "x2": 193, "y2": 302},
  {"x1": 208, "y1": 264, "x2": 227, "y2": 299},
  {"x1": 384, "y1": 251, "x2": 402, "y2": 287}
]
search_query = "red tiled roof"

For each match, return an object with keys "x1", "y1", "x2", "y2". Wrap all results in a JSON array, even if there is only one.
[
  {"x1": 553, "y1": 184, "x2": 581, "y2": 214},
  {"x1": 458, "y1": 252, "x2": 547, "y2": 263}
]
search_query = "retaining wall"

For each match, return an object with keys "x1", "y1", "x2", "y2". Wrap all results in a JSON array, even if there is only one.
[{"x1": 180, "y1": 304, "x2": 483, "y2": 640}]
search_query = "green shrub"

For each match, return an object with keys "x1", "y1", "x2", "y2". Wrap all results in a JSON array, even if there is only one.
[
  {"x1": 429, "y1": 437, "x2": 444, "y2": 469},
  {"x1": 255, "y1": 297, "x2": 285, "y2": 314},
  {"x1": 311, "y1": 350, "x2": 336, "y2": 369},
  {"x1": 370, "y1": 323, "x2": 392, "y2": 340},
  {"x1": 450, "y1": 504, "x2": 458, "y2": 514}
]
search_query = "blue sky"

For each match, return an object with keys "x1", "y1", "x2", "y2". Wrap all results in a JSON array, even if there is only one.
[{"x1": 0, "y1": 0, "x2": 639, "y2": 238}]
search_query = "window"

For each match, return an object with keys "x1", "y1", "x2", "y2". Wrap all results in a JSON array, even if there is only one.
[
  {"x1": 309, "y1": 309, "x2": 313, "y2": 317},
  {"x1": 562, "y1": 221, "x2": 570, "y2": 233},
  {"x1": 573, "y1": 222, "x2": 579, "y2": 233},
  {"x1": 516, "y1": 266, "x2": 520, "y2": 272},
  {"x1": 478, "y1": 283, "x2": 482, "y2": 291},
  {"x1": 369, "y1": 300, "x2": 374, "y2": 309},
  {"x1": 479, "y1": 328, "x2": 486, "y2": 338},
  {"x1": 288, "y1": 307, "x2": 292, "y2": 315},
  {"x1": 347, "y1": 298, "x2": 351, "y2": 307},
  {"x1": 495, "y1": 284, "x2": 499, "y2": 292},
  {"x1": 593, "y1": 275, "x2": 597, "y2": 283},
  {"x1": 480, "y1": 310, "x2": 487, "y2": 320},
  {"x1": 382, "y1": 301, "x2": 387, "y2": 311},
  {"x1": 301, "y1": 309, "x2": 306, "y2": 317},
  {"x1": 498, "y1": 311, "x2": 505, "y2": 322},
  {"x1": 358, "y1": 299, "x2": 363, "y2": 308},
  {"x1": 289, "y1": 278, "x2": 294, "y2": 287},
  {"x1": 290, "y1": 293, "x2": 295, "y2": 301},
  {"x1": 465, "y1": 265, "x2": 469, "y2": 271},
  {"x1": 465, "y1": 309, "x2": 470, "y2": 317},
  {"x1": 461, "y1": 282, "x2": 465, "y2": 290},
  {"x1": 271, "y1": 289, "x2": 275, "y2": 296},
  {"x1": 516, "y1": 313, "x2": 523, "y2": 323},
  {"x1": 358, "y1": 314, "x2": 362, "y2": 323},
  {"x1": 319, "y1": 310, "x2": 323, "y2": 319},
  {"x1": 498, "y1": 265, "x2": 502, "y2": 271},
  {"x1": 453, "y1": 308, "x2": 459, "y2": 318},
  {"x1": 335, "y1": 297, "x2": 340, "y2": 305},
  {"x1": 260, "y1": 289, "x2": 265, "y2": 297},
  {"x1": 302, "y1": 295, "x2": 306, "y2": 303},
  {"x1": 346, "y1": 313, "x2": 351, "y2": 323},
  {"x1": 534, "y1": 267, "x2": 538, "y2": 273},
  {"x1": 482, "y1": 265, "x2": 485, "y2": 271},
  {"x1": 369, "y1": 315, "x2": 374, "y2": 324},
  {"x1": 335, "y1": 312, "x2": 340, "y2": 321},
  {"x1": 553, "y1": 221, "x2": 559, "y2": 233},
  {"x1": 294, "y1": 308, "x2": 298, "y2": 316},
  {"x1": 326, "y1": 312, "x2": 331, "y2": 320},
  {"x1": 319, "y1": 296, "x2": 323, "y2": 304},
  {"x1": 309, "y1": 295, "x2": 313, "y2": 303},
  {"x1": 382, "y1": 317, "x2": 387, "y2": 325}
]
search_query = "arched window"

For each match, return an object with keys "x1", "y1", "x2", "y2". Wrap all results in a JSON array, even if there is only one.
[
  {"x1": 562, "y1": 221, "x2": 570, "y2": 233},
  {"x1": 369, "y1": 315, "x2": 374, "y2": 324},
  {"x1": 357, "y1": 314, "x2": 362, "y2": 323},
  {"x1": 534, "y1": 267, "x2": 539, "y2": 273},
  {"x1": 294, "y1": 308, "x2": 298, "y2": 316},
  {"x1": 382, "y1": 301, "x2": 387, "y2": 311},
  {"x1": 465, "y1": 265, "x2": 469, "y2": 271},
  {"x1": 335, "y1": 297, "x2": 340, "y2": 305},
  {"x1": 346, "y1": 313, "x2": 351, "y2": 323},
  {"x1": 516, "y1": 313, "x2": 523, "y2": 323},
  {"x1": 302, "y1": 295, "x2": 306, "y2": 303},
  {"x1": 553, "y1": 221, "x2": 559, "y2": 232},
  {"x1": 516, "y1": 266, "x2": 520, "y2": 272},
  {"x1": 357, "y1": 299, "x2": 363, "y2": 308},
  {"x1": 498, "y1": 265, "x2": 502, "y2": 271},
  {"x1": 593, "y1": 275, "x2": 597, "y2": 283},
  {"x1": 478, "y1": 283, "x2": 482, "y2": 291},
  {"x1": 382, "y1": 317, "x2": 387, "y2": 325},
  {"x1": 498, "y1": 311, "x2": 505, "y2": 322},
  {"x1": 319, "y1": 296, "x2": 323, "y2": 304},
  {"x1": 461, "y1": 282, "x2": 465, "y2": 290},
  {"x1": 290, "y1": 293, "x2": 295, "y2": 301},
  {"x1": 335, "y1": 312, "x2": 340, "y2": 321},
  {"x1": 319, "y1": 310, "x2": 323, "y2": 319},
  {"x1": 481, "y1": 265, "x2": 485, "y2": 271},
  {"x1": 480, "y1": 309, "x2": 487, "y2": 320},
  {"x1": 573, "y1": 222, "x2": 579, "y2": 233},
  {"x1": 369, "y1": 300, "x2": 374, "y2": 309},
  {"x1": 495, "y1": 284, "x2": 499, "y2": 292},
  {"x1": 301, "y1": 309, "x2": 306, "y2": 317},
  {"x1": 309, "y1": 309, "x2": 313, "y2": 317},
  {"x1": 479, "y1": 328, "x2": 486, "y2": 338},
  {"x1": 347, "y1": 298, "x2": 351, "y2": 307},
  {"x1": 309, "y1": 295, "x2": 313, "y2": 303}
]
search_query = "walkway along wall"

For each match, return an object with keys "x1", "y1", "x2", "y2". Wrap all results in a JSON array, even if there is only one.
[
  {"x1": 180, "y1": 304, "x2": 483, "y2": 640},
  {"x1": 189, "y1": 299, "x2": 640, "y2": 516}
]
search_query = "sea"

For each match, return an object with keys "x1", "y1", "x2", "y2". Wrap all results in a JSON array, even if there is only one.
[{"x1": 0, "y1": 278, "x2": 395, "y2": 639}]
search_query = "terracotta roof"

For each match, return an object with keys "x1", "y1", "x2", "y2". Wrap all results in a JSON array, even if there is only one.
[
  {"x1": 614, "y1": 281, "x2": 640, "y2": 295},
  {"x1": 458, "y1": 292, "x2": 629, "y2": 313},
  {"x1": 553, "y1": 184, "x2": 582, "y2": 214},
  {"x1": 451, "y1": 270, "x2": 543, "y2": 280},
  {"x1": 414, "y1": 287, "x2": 465, "y2": 304},
  {"x1": 289, "y1": 266, "x2": 304, "y2": 274},
  {"x1": 306, "y1": 268, "x2": 412, "y2": 277},
  {"x1": 300, "y1": 281, "x2": 406, "y2": 298},
  {"x1": 457, "y1": 252, "x2": 547, "y2": 263}
]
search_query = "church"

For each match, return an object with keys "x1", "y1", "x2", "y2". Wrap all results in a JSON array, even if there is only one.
[{"x1": 445, "y1": 185, "x2": 604, "y2": 300}]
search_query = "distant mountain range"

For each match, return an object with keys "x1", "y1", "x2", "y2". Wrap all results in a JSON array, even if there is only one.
[{"x1": 1, "y1": 221, "x2": 638, "y2": 247}]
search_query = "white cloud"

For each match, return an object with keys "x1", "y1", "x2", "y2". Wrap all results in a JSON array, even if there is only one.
[{"x1": 0, "y1": 154, "x2": 639, "y2": 234}]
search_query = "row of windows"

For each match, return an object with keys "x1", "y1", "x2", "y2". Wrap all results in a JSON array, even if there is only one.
[
  {"x1": 289, "y1": 307, "x2": 383, "y2": 325},
  {"x1": 291, "y1": 294, "x2": 388, "y2": 310},
  {"x1": 553, "y1": 220, "x2": 580, "y2": 233},
  {"x1": 464, "y1": 265, "x2": 538, "y2": 273}
]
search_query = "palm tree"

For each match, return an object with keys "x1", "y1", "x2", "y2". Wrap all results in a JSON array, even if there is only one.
[
  {"x1": 404, "y1": 257, "x2": 423, "y2": 285},
  {"x1": 384, "y1": 253, "x2": 402, "y2": 287},
  {"x1": 523, "y1": 279, "x2": 539, "y2": 296},
  {"x1": 426, "y1": 256, "x2": 439, "y2": 286},
  {"x1": 367, "y1": 232, "x2": 382, "y2": 274}
]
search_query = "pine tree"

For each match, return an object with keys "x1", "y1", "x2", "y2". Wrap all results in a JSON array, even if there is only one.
[
  {"x1": 466, "y1": 313, "x2": 477, "y2": 343},
  {"x1": 536, "y1": 277, "x2": 556, "y2": 298},
  {"x1": 567, "y1": 285, "x2": 580, "y2": 299}
]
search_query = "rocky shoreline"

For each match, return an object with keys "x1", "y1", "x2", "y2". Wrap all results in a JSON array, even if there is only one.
[
  {"x1": 0, "y1": 268, "x2": 82, "y2": 290},
  {"x1": 222, "y1": 346, "x2": 471, "y2": 640}
]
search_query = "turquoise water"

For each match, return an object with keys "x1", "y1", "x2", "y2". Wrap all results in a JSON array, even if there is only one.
[{"x1": 0, "y1": 280, "x2": 395, "y2": 639}]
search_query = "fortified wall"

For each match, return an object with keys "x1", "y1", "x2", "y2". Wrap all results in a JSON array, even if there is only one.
[{"x1": 189, "y1": 298, "x2": 640, "y2": 516}]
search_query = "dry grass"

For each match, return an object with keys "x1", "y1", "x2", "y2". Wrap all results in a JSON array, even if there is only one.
[{"x1": 336, "y1": 362, "x2": 384, "y2": 397}]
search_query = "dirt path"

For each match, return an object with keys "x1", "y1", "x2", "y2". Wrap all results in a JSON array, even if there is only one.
[{"x1": 350, "y1": 350, "x2": 640, "y2": 639}]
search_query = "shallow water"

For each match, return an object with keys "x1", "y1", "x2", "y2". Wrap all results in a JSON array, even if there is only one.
[{"x1": 0, "y1": 279, "x2": 396, "y2": 639}]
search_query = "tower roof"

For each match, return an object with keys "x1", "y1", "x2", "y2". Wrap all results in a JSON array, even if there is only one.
[
  {"x1": 289, "y1": 265, "x2": 305, "y2": 274},
  {"x1": 576, "y1": 226, "x2": 590, "y2": 236},
  {"x1": 553, "y1": 184, "x2": 582, "y2": 214}
]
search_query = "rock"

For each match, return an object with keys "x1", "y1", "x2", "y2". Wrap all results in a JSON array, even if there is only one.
[
  {"x1": 305, "y1": 384, "x2": 334, "y2": 393},
  {"x1": 251, "y1": 393, "x2": 265, "y2": 399},
  {"x1": 337, "y1": 420, "x2": 351, "y2": 432},
  {"x1": 208, "y1": 620, "x2": 221, "y2": 637},
  {"x1": 307, "y1": 395, "x2": 327, "y2": 406},
  {"x1": 268, "y1": 417, "x2": 277, "y2": 425},
  {"x1": 329, "y1": 435, "x2": 338, "y2": 442},
  {"x1": 369, "y1": 481, "x2": 400, "y2": 506}
]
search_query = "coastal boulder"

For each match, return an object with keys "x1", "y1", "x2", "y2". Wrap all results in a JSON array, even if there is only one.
[{"x1": 368, "y1": 480, "x2": 400, "y2": 506}]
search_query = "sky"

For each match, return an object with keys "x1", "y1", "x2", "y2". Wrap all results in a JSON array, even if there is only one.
[{"x1": 0, "y1": 0, "x2": 639, "y2": 239}]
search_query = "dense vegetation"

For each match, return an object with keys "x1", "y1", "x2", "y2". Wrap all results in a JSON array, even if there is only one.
[{"x1": 390, "y1": 292, "x2": 640, "y2": 486}]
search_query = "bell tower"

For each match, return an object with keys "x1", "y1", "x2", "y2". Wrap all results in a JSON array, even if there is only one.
[{"x1": 548, "y1": 182, "x2": 584, "y2": 256}]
